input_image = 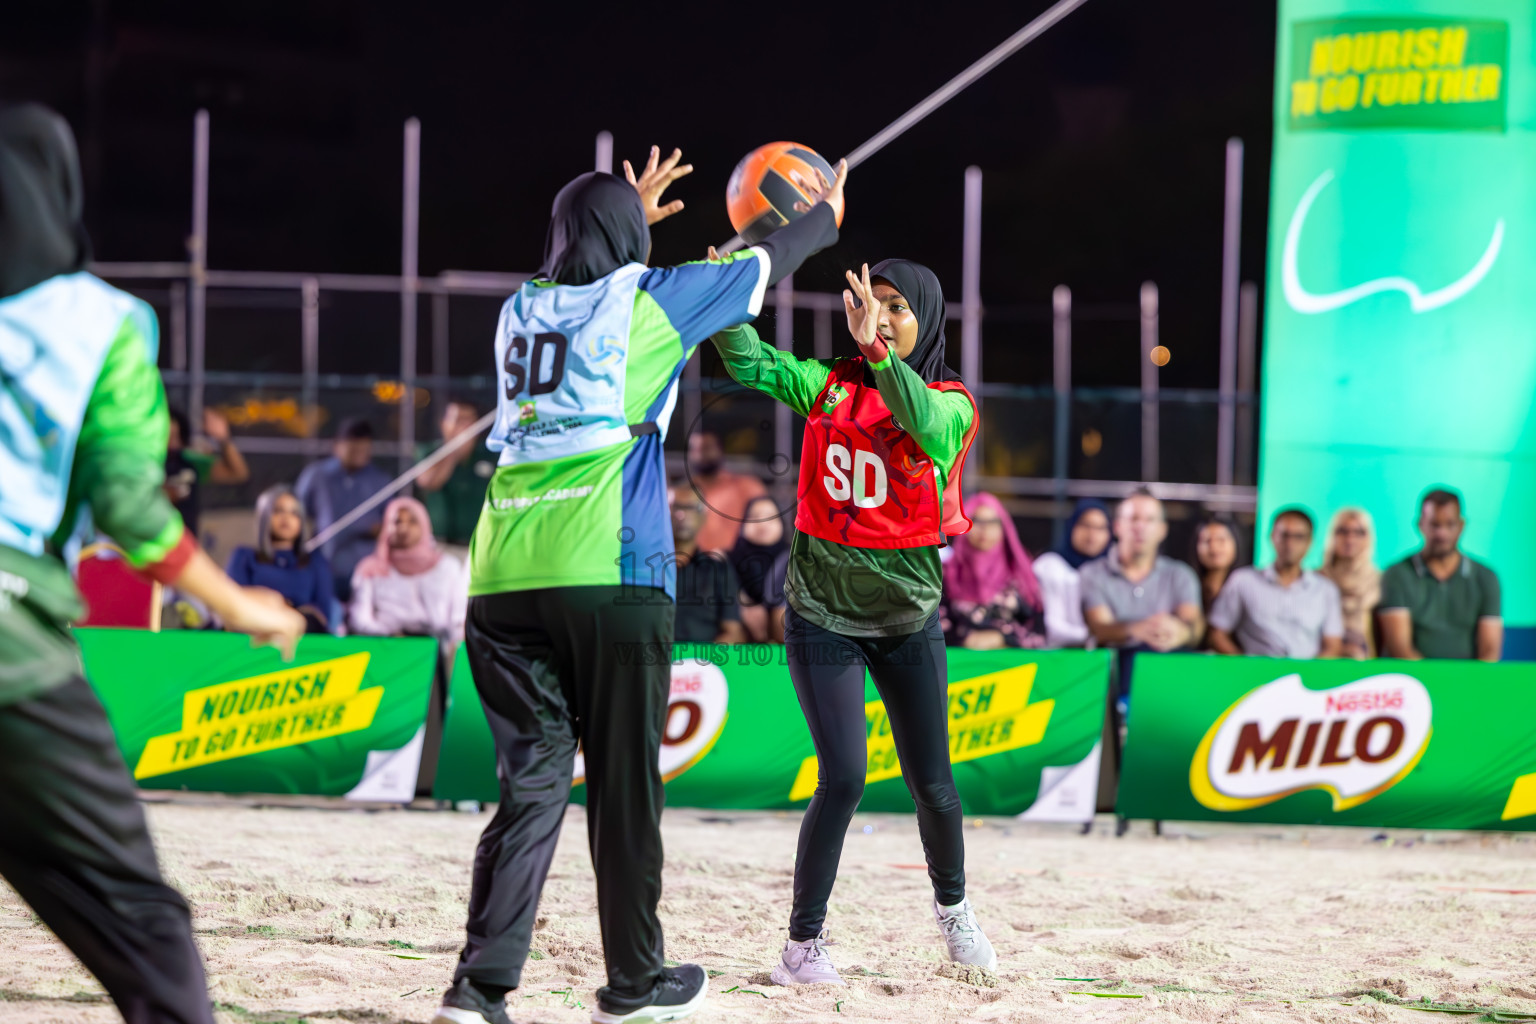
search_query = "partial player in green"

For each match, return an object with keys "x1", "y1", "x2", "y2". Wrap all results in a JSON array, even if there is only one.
[
  {"x1": 709, "y1": 259, "x2": 998, "y2": 985},
  {"x1": 434, "y1": 148, "x2": 847, "y2": 1024},
  {"x1": 0, "y1": 104, "x2": 306, "y2": 1024}
]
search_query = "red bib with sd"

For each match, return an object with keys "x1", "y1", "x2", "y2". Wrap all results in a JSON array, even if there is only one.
[{"x1": 795, "y1": 356, "x2": 979, "y2": 549}]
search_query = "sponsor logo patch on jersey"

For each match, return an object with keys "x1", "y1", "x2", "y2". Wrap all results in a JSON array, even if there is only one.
[
  {"x1": 822, "y1": 384, "x2": 849, "y2": 413},
  {"x1": 518, "y1": 401, "x2": 537, "y2": 424}
]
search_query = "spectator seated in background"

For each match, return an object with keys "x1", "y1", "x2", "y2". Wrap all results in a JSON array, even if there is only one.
[
  {"x1": 1208, "y1": 507, "x2": 1342, "y2": 659},
  {"x1": 225, "y1": 485, "x2": 336, "y2": 634},
  {"x1": 1031, "y1": 498, "x2": 1110, "y2": 648},
  {"x1": 940, "y1": 492, "x2": 1045, "y2": 650},
  {"x1": 163, "y1": 406, "x2": 250, "y2": 542},
  {"x1": 1081, "y1": 489, "x2": 1203, "y2": 654},
  {"x1": 1190, "y1": 514, "x2": 1245, "y2": 651},
  {"x1": 670, "y1": 484, "x2": 746, "y2": 645},
  {"x1": 1378, "y1": 488, "x2": 1501, "y2": 662},
  {"x1": 730, "y1": 495, "x2": 789, "y2": 643},
  {"x1": 1320, "y1": 506, "x2": 1380, "y2": 659},
  {"x1": 689, "y1": 430, "x2": 766, "y2": 554},
  {"x1": 1191, "y1": 514, "x2": 1243, "y2": 617},
  {"x1": 296, "y1": 417, "x2": 391, "y2": 604},
  {"x1": 348, "y1": 497, "x2": 467, "y2": 646},
  {"x1": 414, "y1": 399, "x2": 493, "y2": 558}
]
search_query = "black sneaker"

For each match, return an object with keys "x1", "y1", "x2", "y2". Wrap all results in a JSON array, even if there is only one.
[
  {"x1": 432, "y1": 977, "x2": 514, "y2": 1024},
  {"x1": 591, "y1": 964, "x2": 708, "y2": 1024}
]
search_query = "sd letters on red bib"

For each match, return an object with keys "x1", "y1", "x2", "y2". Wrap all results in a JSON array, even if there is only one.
[{"x1": 794, "y1": 357, "x2": 978, "y2": 549}]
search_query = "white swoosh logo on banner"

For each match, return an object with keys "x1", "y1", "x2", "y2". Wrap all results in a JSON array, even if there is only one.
[{"x1": 1283, "y1": 169, "x2": 1504, "y2": 315}]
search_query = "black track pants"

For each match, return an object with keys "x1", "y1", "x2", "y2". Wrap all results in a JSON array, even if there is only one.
[
  {"x1": 783, "y1": 607, "x2": 965, "y2": 941},
  {"x1": 0, "y1": 678, "x2": 213, "y2": 1024},
  {"x1": 454, "y1": 587, "x2": 674, "y2": 1012}
]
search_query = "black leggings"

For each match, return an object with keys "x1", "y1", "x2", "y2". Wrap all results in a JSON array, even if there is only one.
[{"x1": 783, "y1": 606, "x2": 965, "y2": 941}]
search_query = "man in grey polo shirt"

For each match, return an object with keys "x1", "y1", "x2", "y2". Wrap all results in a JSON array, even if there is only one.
[
  {"x1": 1379, "y1": 488, "x2": 1501, "y2": 661},
  {"x1": 1209, "y1": 508, "x2": 1342, "y2": 659},
  {"x1": 1081, "y1": 490, "x2": 1203, "y2": 652}
]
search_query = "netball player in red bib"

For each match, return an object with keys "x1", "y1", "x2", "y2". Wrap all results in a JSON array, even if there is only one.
[{"x1": 709, "y1": 259, "x2": 996, "y2": 986}]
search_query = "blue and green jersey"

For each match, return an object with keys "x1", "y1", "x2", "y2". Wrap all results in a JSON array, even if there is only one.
[{"x1": 469, "y1": 248, "x2": 771, "y2": 598}]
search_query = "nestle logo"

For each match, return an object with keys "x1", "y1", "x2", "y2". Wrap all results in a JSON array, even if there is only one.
[{"x1": 1324, "y1": 690, "x2": 1403, "y2": 714}]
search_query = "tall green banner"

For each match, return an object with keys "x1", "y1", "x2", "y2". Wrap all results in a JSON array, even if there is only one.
[
  {"x1": 79, "y1": 630, "x2": 438, "y2": 800},
  {"x1": 1118, "y1": 655, "x2": 1536, "y2": 830},
  {"x1": 1260, "y1": 0, "x2": 1535, "y2": 655},
  {"x1": 433, "y1": 645, "x2": 1111, "y2": 820}
]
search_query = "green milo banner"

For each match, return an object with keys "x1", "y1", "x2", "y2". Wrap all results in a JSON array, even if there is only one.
[
  {"x1": 1261, "y1": 0, "x2": 1535, "y2": 657},
  {"x1": 78, "y1": 630, "x2": 438, "y2": 800},
  {"x1": 433, "y1": 645, "x2": 1111, "y2": 820},
  {"x1": 1118, "y1": 655, "x2": 1536, "y2": 830}
]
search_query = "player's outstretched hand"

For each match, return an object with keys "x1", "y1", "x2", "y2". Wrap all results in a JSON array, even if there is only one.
[
  {"x1": 842, "y1": 262, "x2": 889, "y2": 363},
  {"x1": 625, "y1": 146, "x2": 693, "y2": 225},
  {"x1": 791, "y1": 158, "x2": 848, "y2": 214},
  {"x1": 222, "y1": 586, "x2": 306, "y2": 661}
]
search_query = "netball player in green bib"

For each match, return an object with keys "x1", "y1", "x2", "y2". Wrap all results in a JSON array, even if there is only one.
[{"x1": 710, "y1": 260, "x2": 997, "y2": 985}]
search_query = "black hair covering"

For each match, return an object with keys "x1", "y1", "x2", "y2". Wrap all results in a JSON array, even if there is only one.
[
  {"x1": 0, "y1": 103, "x2": 91, "y2": 300},
  {"x1": 1055, "y1": 498, "x2": 1112, "y2": 570},
  {"x1": 538, "y1": 172, "x2": 650, "y2": 286},
  {"x1": 868, "y1": 258, "x2": 961, "y2": 384}
]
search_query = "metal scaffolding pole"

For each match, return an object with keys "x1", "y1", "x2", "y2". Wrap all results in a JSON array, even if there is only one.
[
  {"x1": 432, "y1": 289, "x2": 450, "y2": 427},
  {"x1": 301, "y1": 277, "x2": 319, "y2": 435},
  {"x1": 169, "y1": 281, "x2": 187, "y2": 372},
  {"x1": 774, "y1": 276, "x2": 794, "y2": 472},
  {"x1": 1216, "y1": 137, "x2": 1244, "y2": 486},
  {"x1": 813, "y1": 305, "x2": 833, "y2": 360},
  {"x1": 188, "y1": 109, "x2": 209, "y2": 430},
  {"x1": 1052, "y1": 284, "x2": 1072, "y2": 546},
  {"x1": 1140, "y1": 281, "x2": 1160, "y2": 483},
  {"x1": 961, "y1": 166, "x2": 983, "y2": 494},
  {"x1": 400, "y1": 118, "x2": 421, "y2": 473},
  {"x1": 1236, "y1": 280, "x2": 1259, "y2": 486},
  {"x1": 595, "y1": 131, "x2": 613, "y2": 174}
]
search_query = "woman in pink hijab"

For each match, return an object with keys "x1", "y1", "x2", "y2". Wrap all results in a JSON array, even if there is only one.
[
  {"x1": 940, "y1": 493, "x2": 1045, "y2": 650},
  {"x1": 348, "y1": 497, "x2": 467, "y2": 644}
]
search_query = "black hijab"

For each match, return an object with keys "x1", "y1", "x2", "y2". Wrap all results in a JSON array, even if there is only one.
[
  {"x1": 0, "y1": 104, "x2": 91, "y2": 300},
  {"x1": 728, "y1": 496, "x2": 790, "y2": 605},
  {"x1": 537, "y1": 172, "x2": 649, "y2": 286},
  {"x1": 1055, "y1": 498, "x2": 1111, "y2": 570},
  {"x1": 868, "y1": 258, "x2": 961, "y2": 384}
]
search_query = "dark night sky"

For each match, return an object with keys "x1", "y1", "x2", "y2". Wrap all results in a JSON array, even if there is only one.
[{"x1": 5, "y1": 1, "x2": 1278, "y2": 390}]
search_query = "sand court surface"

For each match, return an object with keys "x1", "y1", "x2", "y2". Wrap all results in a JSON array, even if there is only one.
[{"x1": 1, "y1": 799, "x2": 1533, "y2": 1023}]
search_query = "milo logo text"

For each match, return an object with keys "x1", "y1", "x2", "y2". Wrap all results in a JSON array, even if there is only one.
[
  {"x1": 1191, "y1": 673, "x2": 1432, "y2": 812},
  {"x1": 573, "y1": 662, "x2": 728, "y2": 786}
]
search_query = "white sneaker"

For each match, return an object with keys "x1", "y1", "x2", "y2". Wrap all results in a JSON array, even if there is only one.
[
  {"x1": 934, "y1": 897, "x2": 997, "y2": 970},
  {"x1": 769, "y1": 931, "x2": 846, "y2": 987}
]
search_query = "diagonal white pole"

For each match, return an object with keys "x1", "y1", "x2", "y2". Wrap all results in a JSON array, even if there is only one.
[
  {"x1": 305, "y1": 410, "x2": 497, "y2": 554},
  {"x1": 718, "y1": 0, "x2": 1093, "y2": 253}
]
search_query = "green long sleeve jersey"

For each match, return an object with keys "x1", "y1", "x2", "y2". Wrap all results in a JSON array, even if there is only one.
[{"x1": 710, "y1": 322, "x2": 974, "y2": 637}]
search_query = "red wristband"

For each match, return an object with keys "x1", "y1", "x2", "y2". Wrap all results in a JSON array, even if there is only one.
[{"x1": 138, "y1": 530, "x2": 199, "y2": 585}]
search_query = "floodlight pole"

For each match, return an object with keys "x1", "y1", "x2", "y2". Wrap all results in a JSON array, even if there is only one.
[
  {"x1": 1141, "y1": 282, "x2": 1160, "y2": 483},
  {"x1": 1217, "y1": 138, "x2": 1244, "y2": 487},
  {"x1": 595, "y1": 131, "x2": 613, "y2": 174},
  {"x1": 1052, "y1": 285, "x2": 1072, "y2": 546}
]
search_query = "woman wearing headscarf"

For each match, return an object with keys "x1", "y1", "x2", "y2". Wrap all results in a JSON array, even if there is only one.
[
  {"x1": 348, "y1": 497, "x2": 466, "y2": 646},
  {"x1": 0, "y1": 103, "x2": 303, "y2": 1024},
  {"x1": 226, "y1": 485, "x2": 336, "y2": 633},
  {"x1": 729, "y1": 494, "x2": 791, "y2": 642},
  {"x1": 1027, "y1": 499, "x2": 1110, "y2": 648},
  {"x1": 440, "y1": 148, "x2": 847, "y2": 1024},
  {"x1": 1320, "y1": 507, "x2": 1381, "y2": 659},
  {"x1": 710, "y1": 260, "x2": 996, "y2": 986},
  {"x1": 940, "y1": 493, "x2": 1045, "y2": 649}
]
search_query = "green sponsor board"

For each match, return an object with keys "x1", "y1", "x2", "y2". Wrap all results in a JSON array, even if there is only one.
[
  {"x1": 1118, "y1": 654, "x2": 1536, "y2": 830},
  {"x1": 79, "y1": 630, "x2": 437, "y2": 798},
  {"x1": 433, "y1": 644, "x2": 1110, "y2": 819},
  {"x1": 1260, "y1": 0, "x2": 1535, "y2": 647}
]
